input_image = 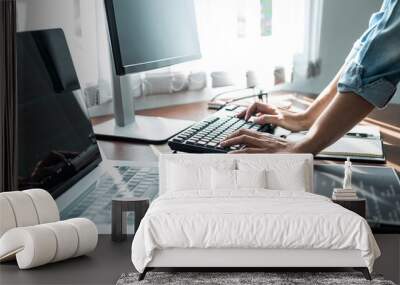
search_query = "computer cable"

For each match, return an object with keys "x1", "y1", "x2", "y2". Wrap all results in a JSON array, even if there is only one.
[{"x1": 208, "y1": 88, "x2": 268, "y2": 110}]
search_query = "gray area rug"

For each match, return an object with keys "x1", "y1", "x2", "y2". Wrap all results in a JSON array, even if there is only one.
[{"x1": 116, "y1": 272, "x2": 396, "y2": 285}]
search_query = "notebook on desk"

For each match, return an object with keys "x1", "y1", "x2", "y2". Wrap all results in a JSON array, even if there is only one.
[{"x1": 286, "y1": 125, "x2": 385, "y2": 163}]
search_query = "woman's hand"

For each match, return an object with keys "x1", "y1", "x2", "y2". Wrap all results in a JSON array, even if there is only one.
[
  {"x1": 220, "y1": 129, "x2": 302, "y2": 154},
  {"x1": 236, "y1": 101, "x2": 312, "y2": 132}
]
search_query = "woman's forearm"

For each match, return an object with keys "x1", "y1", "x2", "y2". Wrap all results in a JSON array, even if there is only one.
[
  {"x1": 301, "y1": 65, "x2": 345, "y2": 128},
  {"x1": 294, "y1": 91, "x2": 374, "y2": 155}
]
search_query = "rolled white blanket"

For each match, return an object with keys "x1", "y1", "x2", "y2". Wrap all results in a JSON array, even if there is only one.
[
  {"x1": 1, "y1": 191, "x2": 40, "y2": 228},
  {"x1": 64, "y1": 218, "x2": 98, "y2": 257},
  {"x1": 0, "y1": 189, "x2": 59, "y2": 237},
  {"x1": 0, "y1": 195, "x2": 17, "y2": 237},
  {"x1": 0, "y1": 218, "x2": 98, "y2": 269},
  {"x1": 24, "y1": 189, "x2": 60, "y2": 224}
]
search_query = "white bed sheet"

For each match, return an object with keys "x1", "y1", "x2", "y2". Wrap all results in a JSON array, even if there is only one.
[{"x1": 131, "y1": 190, "x2": 380, "y2": 273}]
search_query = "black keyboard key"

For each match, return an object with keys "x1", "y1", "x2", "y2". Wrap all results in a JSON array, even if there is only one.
[
  {"x1": 224, "y1": 105, "x2": 239, "y2": 111},
  {"x1": 231, "y1": 145, "x2": 242, "y2": 150}
]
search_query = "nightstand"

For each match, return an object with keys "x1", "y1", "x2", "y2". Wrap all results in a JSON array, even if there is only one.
[{"x1": 332, "y1": 198, "x2": 366, "y2": 218}]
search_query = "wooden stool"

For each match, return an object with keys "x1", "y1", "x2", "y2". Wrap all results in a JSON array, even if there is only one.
[{"x1": 111, "y1": 197, "x2": 149, "y2": 242}]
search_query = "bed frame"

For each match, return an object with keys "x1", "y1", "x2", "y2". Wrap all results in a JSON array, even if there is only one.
[
  {"x1": 138, "y1": 248, "x2": 371, "y2": 280},
  {"x1": 137, "y1": 154, "x2": 373, "y2": 281}
]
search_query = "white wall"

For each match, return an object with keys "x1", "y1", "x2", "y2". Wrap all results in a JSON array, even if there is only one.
[
  {"x1": 282, "y1": 0, "x2": 400, "y2": 104},
  {"x1": 16, "y1": 0, "x2": 99, "y2": 91}
]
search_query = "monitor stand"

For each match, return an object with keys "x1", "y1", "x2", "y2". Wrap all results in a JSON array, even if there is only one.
[
  {"x1": 93, "y1": 11, "x2": 194, "y2": 144},
  {"x1": 93, "y1": 72, "x2": 194, "y2": 144}
]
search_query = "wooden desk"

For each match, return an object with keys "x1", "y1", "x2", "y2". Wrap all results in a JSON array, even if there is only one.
[{"x1": 92, "y1": 95, "x2": 400, "y2": 172}]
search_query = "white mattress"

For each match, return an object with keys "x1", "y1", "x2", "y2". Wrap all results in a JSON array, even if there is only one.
[{"x1": 131, "y1": 190, "x2": 380, "y2": 273}]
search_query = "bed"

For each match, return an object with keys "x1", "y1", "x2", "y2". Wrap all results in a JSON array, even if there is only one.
[{"x1": 131, "y1": 154, "x2": 380, "y2": 280}]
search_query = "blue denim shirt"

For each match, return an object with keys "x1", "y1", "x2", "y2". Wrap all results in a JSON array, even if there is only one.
[{"x1": 338, "y1": 0, "x2": 400, "y2": 108}]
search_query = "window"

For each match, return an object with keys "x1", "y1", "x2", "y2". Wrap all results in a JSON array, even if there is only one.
[
  {"x1": 260, "y1": 0, "x2": 273, "y2": 37},
  {"x1": 181, "y1": 0, "x2": 324, "y2": 86}
]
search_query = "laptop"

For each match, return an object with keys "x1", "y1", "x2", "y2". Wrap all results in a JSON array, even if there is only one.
[{"x1": 17, "y1": 29, "x2": 158, "y2": 233}]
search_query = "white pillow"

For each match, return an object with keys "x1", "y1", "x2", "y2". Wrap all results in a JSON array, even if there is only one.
[
  {"x1": 167, "y1": 160, "x2": 236, "y2": 192},
  {"x1": 266, "y1": 162, "x2": 307, "y2": 191},
  {"x1": 236, "y1": 169, "x2": 267, "y2": 189},
  {"x1": 168, "y1": 162, "x2": 209, "y2": 191},
  {"x1": 211, "y1": 168, "x2": 268, "y2": 191},
  {"x1": 211, "y1": 169, "x2": 236, "y2": 191},
  {"x1": 238, "y1": 159, "x2": 308, "y2": 192}
]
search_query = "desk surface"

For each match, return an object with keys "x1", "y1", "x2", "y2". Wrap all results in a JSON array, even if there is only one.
[{"x1": 92, "y1": 93, "x2": 400, "y2": 172}]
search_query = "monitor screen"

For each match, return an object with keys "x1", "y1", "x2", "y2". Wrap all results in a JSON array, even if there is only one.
[
  {"x1": 17, "y1": 29, "x2": 101, "y2": 198},
  {"x1": 105, "y1": 0, "x2": 201, "y2": 75}
]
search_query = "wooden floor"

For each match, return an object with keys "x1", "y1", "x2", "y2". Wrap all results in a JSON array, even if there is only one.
[{"x1": 0, "y1": 235, "x2": 133, "y2": 285}]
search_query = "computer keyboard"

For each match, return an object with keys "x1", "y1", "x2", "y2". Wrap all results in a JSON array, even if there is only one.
[{"x1": 168, "y1": 105, "x2": 275, "y2": 153}]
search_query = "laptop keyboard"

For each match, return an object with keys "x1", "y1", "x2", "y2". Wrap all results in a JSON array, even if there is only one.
[{"x1": 60, "y1": 165, "x2": 158, "y2": 227}]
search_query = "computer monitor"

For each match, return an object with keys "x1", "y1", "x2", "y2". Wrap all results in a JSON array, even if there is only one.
[{"x1": 93, "y1": 0, "x2": 202, "y2": 143}]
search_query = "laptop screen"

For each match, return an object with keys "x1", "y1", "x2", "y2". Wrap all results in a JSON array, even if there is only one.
[{"x1": 17, "y1": 29, "x2": 101, "y2": 198}]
